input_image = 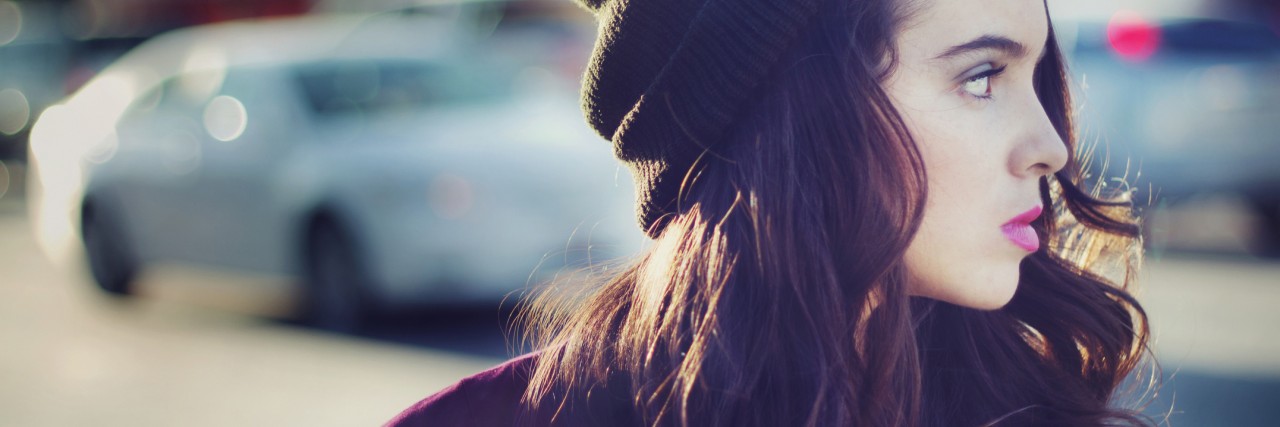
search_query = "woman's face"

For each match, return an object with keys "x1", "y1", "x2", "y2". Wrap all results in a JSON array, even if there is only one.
[{"x1": 884, "y1": 0, "x2": 1068, "y2": 309}]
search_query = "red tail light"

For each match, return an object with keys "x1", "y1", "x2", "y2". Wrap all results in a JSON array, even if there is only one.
[{"x1": 1107, "y1": 11, "x2": 1161, "y2": 62}]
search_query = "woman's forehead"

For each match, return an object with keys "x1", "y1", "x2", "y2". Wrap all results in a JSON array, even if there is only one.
[{"x1": 893, "y1": 0, "x2": 1050, "y2": 64}]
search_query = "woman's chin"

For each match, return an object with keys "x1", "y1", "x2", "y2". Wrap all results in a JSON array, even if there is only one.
[{"x1": 917, "y1": 267, "x2": 1020, "y2": 311}]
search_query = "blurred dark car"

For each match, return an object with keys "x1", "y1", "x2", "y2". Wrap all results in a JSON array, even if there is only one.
[
  {"x1": 27, "y1": 7, "x2": 643, "y2": 329},
  {"x1": 1061, "y1": 15, "x2": 1280, "y2": 243}
]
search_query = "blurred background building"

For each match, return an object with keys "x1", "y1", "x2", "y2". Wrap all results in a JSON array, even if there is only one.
[{"x1": 1, "y1": 0, "x2": 1279, "y2": 425}]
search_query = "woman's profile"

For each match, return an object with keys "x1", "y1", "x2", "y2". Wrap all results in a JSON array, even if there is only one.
[{"x1": 389, "y1": 0, "x2": 1154, "y2": 425}]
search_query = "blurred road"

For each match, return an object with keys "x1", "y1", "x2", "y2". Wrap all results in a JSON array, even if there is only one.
[
  {"x1": 1139, "y1": 254, "x2": 1280, "y2": 426},
  {"x1": 0, "y1": 199, "x2": 506, "y2": 426},
  {"x1": 2, "y1": 196, "x2": 1279, "y2": 426}
]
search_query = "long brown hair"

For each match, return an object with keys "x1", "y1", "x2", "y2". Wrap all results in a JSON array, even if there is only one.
[{"x1": 516, "y1": 0, "x2": 1155, "y2": 425}]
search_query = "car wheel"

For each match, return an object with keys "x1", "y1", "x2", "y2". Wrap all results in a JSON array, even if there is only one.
[
  {"x1": 81, "y1": 204, "x2": 137, "y2": 296},
  {"x1": 304, "y1": 222, "x2": 373, "y2": 332}
]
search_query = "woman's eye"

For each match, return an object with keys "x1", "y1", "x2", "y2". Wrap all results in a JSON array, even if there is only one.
[
  {"x1": 960, "y1": 65, "x2": 1006, "y2": 99},
  {"x1": 962, "y1": 75, "x2": 992, "y2": 98}
]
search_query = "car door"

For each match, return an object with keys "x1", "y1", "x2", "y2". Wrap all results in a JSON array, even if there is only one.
[
  {"x1": 107, "y1": 77, "x2": 211, "y2": 264},
  {"x1": 180, "y1": 65, "x2": 301, "y2": 274}
]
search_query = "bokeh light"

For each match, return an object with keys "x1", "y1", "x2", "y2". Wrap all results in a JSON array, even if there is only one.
[
  {"x1": 1108, "y1": 10, "x2": 1162, "y2": 61},
  {"x1": 203, "y1": 95, "x2": 247, "y2": 142},
  {"x1": 0, "y1": 88, "x2": 30, "y2": 135},
  {"x1": 0, "y1": 1, "x2": 20, "y2": 46}
]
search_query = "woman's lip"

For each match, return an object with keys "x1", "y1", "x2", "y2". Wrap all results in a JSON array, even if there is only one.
[
  {"x1": 1005, "y1": 205, "x2": 1043, "y2": 226},
  {"x1": 1001, "y1": 205, "x2": 1043, "y2": 252},
  {"x1": 1002, "y1": 223, "x2": 1040, "y2": 252}
]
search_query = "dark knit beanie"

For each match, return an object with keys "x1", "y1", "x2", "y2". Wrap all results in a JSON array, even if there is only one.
[{"x1": 575, "y1": 0, "x2": 821, "y2": 237}]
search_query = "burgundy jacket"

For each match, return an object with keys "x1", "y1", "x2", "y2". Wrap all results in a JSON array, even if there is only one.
[{"x1": 385, "y1": 352, "x2": 637, "y2": 427}]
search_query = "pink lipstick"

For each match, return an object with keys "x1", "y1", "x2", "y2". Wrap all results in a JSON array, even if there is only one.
[{"x1": 1001, "y1": 205, "x2": 1043, "y2": 252}]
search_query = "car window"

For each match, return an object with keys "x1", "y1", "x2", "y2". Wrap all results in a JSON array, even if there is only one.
[
  {"x1": 292, "y1": 59, "x2": 511, "y2": 118},
  {"x1": 1158, "y1": 20, "x2": 1280, "y2": 55},
  {"x1": 212, "y1": 66, "x2": 293, "y2": 144},
  {"x1": 123, "y1": 71, "x2": 216, "y2": 121}
]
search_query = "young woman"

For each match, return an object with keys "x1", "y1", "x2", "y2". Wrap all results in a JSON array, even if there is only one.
[{"x1": 389, "y1": 0, "x2": 1154, "y2": 425}]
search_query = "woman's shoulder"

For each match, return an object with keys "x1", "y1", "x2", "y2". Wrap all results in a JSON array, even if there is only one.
[{"x1": 384, "y1": 352, "x2": 540, "y2": 427}]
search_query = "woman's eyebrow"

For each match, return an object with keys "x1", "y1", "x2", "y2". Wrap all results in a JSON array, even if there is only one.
[{"x1": 932, "y1": 35, "x2": 1027, "y2": 62}]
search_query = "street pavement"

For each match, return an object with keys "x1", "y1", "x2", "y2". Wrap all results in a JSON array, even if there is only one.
[
  {"x1": 2, "y1": 197, "x2": 1278, "y2": 426},
  {"x1": 0, "y1": 200, "x2": 504, "y2": 426}
]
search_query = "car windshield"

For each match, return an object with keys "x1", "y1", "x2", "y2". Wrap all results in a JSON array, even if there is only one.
[{"x1": 293, "y1": 59, "x2": 508, "y2": 117}]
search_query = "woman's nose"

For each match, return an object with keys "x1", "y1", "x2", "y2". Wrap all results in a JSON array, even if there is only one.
[{"x1": 1009, "y1": 96, "x2": 1069, "y2": 178}]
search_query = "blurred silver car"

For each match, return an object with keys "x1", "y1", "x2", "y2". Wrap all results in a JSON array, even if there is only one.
[
  {"x1": 27, "y1": 9, "x2": 643, "y2": 329},
  {"x1": 1061, "y1": 15, "x2": 1280, "y2": 245}
]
